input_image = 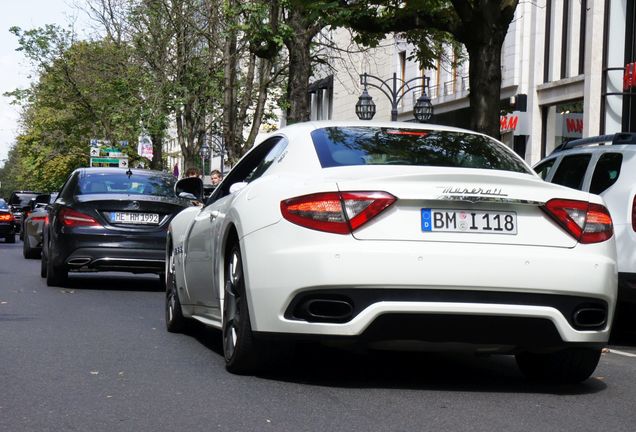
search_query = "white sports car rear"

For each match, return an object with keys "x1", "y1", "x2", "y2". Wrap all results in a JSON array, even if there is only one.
[{"x1": 166, "y1": 121, "x2": 617, "y2": 383}]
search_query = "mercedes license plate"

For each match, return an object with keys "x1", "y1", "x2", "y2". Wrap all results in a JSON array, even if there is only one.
[
  {"x1": 109, "y1": 212, "x2": 160, "y2": 225},
  {"x1": 421, "y1": 208, "x2": 517, "y2": 234}
]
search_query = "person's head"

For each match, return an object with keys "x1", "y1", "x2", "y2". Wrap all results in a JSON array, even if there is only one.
[
  {"x1": 184, "y1": 167, "x2": 200, "y2": 178},
  {"x1": 210, "y1": 169, "x2": 222, "y2": 185}
]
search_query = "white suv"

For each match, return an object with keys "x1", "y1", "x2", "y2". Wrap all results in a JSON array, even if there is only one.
[{"x1": 534, "y1": 133, "x2": 636, "y2": 305}]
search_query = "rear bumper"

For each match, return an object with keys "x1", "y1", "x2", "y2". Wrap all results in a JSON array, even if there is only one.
[
  {"x1": 50, "y1": 228, "x2": 167, "y2": 274},
  {"x1": 241, "y1": 222, "x2": 618, "y2": 349},
  {"x1": 0, "y1": 223, "x2": 16, "y2": 236}
]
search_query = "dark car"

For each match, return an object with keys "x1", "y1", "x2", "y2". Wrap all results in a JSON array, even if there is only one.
[
  {"x1": 0, "y1": 199, "x2": 17, "y2": 243},
  {"x1": 41, "y1": 168, "x2": 193, "y2": 287},
  {"x1": 8, "y1": 191, "x2": 42, "y2": 233},
  {"x1": 22, "y1": 193, "x2": 58, "y2": 259}
]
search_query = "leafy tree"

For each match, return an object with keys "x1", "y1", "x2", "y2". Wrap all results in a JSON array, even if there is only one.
[
  {"x1": 297, "y1": 0, "x2": 519, "y2": 138},
  {"x1": 4, "y1": 26, "x2": 147, "y2": 190}
]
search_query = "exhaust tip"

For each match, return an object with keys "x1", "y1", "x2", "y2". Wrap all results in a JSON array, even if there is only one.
[
  {"x1": 297, "y1": 298, "x2": 354, "y2": 323},
  {"x1": 573, "y1": 307, "x2": 607, "y2": 329},
  {"x1": 67, "y1": 257, "x2": 92, "y2": 267}
]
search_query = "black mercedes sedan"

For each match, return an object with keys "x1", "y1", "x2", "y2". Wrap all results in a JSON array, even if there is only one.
[{"x1": 41, "y1": 168, "x2": 193, "y2": 287}]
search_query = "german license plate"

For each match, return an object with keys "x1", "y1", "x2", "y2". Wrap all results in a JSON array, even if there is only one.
[
  {"x1": 421, "y1": 209, "x2": 517, "y2": 234},
  {"x1": 108, "y1": 212, "x2": 160, "y2": 224}
]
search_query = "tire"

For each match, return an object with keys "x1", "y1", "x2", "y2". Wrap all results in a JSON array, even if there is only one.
[
  {"x1": 222, "y1": 243, "x2": 264, "y2": 374},
  {"x1": 22, "y1": 234, "x2": 40, "y2": 259},
  {"x1": 40, "y1": 252, "x2": 47, "y2": 278},
  {"x1": 6, "y1": 234, "x2": 16, "y2": 244},
  {"x1": 46, "y1": 253, "x2": 68, "y2": 287},
  {"x1": 165, "y1": 245, "x2": 187, "y2": 333},
  {"x1": 515, "y1": 348, "x2": 602, "y2": 384}
]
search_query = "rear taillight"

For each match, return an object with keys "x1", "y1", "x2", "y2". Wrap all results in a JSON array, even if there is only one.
[
  {"x1": 543, "y1": 199, "x2": 613, "y2": 244},
  {"x1": 632, "y1": 195, "x2": 636, "y2": 232},
  {"x1": 0, "y1": 213, "x2": 14, "y2": 222},
  {"x1": 31, "y1": 215, "x2": 48, "y2": 223},
  {"x1": 59, "y1": 207, "x2": 100, "y2": 227},
  {"x1": 281, "y1": 191, "x2": 396, "y2": 234}
]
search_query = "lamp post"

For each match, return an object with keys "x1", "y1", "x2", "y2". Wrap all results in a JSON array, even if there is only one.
[
  {"x1": 356, "y1": 72, "x2": 433, "y2": 122},
  {"x1": 199, "y1": 142, "x2": 210, "y2": 177},
  {"x1": 208, "y1": 134, "x2": 226, "y2": 177}
]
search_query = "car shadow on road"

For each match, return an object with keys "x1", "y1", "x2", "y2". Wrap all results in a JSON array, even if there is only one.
[
  {"x1": 184, "y1": 321, "x2": 607, "y2": 396},
  {"x1": 64, "y1": 273, "x2": 163, "y2": 292}
]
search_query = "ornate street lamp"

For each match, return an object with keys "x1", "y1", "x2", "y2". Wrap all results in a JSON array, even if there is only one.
[
  {"x1": 413, "y1": 93, "x2": 433, "y2": 123},
  {"x1": 199, "y1": 142, "x2": 211, "y2": 176},
  {"x1": 356, "y1": 72, "x2": 434, "y2": 122},
  {"x1": 355, "y1": 88, "x2": 377, "y2": 120}
]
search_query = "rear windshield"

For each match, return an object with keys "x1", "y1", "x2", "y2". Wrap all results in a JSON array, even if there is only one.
[
  {"x1": 9, "y1": 193, "x2": 39, "y2": 206},
  {"x1": 311, "y1": 127, "x2": 531, "y2": 174},
  {"x1": 76, "y1": 172, "x2": 176, "y2": 196}
]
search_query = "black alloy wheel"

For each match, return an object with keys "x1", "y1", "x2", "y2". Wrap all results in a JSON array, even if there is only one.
[
  {"x1": 222, "y1": 243, "x2": 263, "y2": 374},
  {"x1": 165, "y1": 244, "x2": 187, "y2": 333}
]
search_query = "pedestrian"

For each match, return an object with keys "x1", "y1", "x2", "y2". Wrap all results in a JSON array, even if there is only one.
[
  {"x1": 184, "y1": 167, "x2": 200, "y2": 178},
  {"x1": 210, "y1": 169, "x2": 222, "y2": 187}
]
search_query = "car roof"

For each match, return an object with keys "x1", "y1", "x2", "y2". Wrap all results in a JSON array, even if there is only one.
[
  {"x1": 277, "y1": 120, "x2": 492, "y2": 139},
  {"x1": 75, "y1": 167, "x2": 173, "y2": 177}
]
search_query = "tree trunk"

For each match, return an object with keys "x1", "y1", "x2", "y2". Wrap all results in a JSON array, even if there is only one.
[
  {"x1": 150, "y1": 132, "x2": 163, "y2": 170},
  {"x1": 466, "y1": 40, "x2": 504, "y2": 139},
  {"x1": 284, "y1": 8, "x2": 316, "y2": 124},
  {"x1": 223, "y1": 0, "x2": 239, "y2": 163}
]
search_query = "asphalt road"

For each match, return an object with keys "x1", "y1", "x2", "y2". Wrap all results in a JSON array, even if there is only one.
[{"x1": 2, "y1": 239, "x2": 636, "y2": 432}]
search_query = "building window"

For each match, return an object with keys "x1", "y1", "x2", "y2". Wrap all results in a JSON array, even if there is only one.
[
  {"x1": 542, "y1": 99, "x2": 584, "y2": 155},
  {"x1": 308, "y1": 76, "x2": 333, "y2": 121}
]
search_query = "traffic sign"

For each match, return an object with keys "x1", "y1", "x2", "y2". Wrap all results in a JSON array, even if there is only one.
[{"x1": 90, "y1": 157, "x2": 129, "y2": 168}]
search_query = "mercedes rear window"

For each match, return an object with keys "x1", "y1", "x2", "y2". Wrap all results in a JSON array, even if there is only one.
[
  {"x1": 10, "y1": 193, "x2": 39, "y2": 206},
  {"x1": 76, "y1": 172, "x2": 176, "y2": 196},
  {"x1": 311, "y1": 127, "x2": 530, "y2": 174}
]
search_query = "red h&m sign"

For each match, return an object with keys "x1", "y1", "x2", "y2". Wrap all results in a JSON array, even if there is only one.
[
  {"x1": 500, "y1": 115, "x2": 519, "y2": 132},
  {"x1": 624, "y1": 62, "x2": 636, "y2": 91},
  {"x1": 566, "y1": 117, "x2": 583, "y2": 134}
]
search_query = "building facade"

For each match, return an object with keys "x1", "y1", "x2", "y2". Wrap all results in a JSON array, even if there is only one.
[{"x1": 312, "y1": 0, "x2": 636, "y2": 166}]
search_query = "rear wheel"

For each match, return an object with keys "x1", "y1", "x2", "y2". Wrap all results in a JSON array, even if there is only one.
[
  {"x1": 46, "y1": 253, "x2": 68, "y2": 287},
  {"x1": 6, "y1": 234, "x2": 15, "y2": 244},
  {"x1": 165, "y1": 245, "x2": 187, "y2": 333},
  {"x1": 22, "y1": 234, "x2": 39, "y2": 259},
  {"x1": 515, "y1": 348, "x2": 602, "y2": 384},
  {"x1": 222, "y1": 243, "x2": 264, "y2": 374},
  {"x1": 40, "y1": 252, "x2": 47, "y2": 278}
]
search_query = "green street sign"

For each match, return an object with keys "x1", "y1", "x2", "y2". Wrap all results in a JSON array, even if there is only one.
[{"x1": 90, "y1": 157, "x2": 128, "y2": 168}]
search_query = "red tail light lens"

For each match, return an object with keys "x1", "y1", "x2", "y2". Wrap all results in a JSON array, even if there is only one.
[
  {"x1": 543, "y1": 199, "x2": 613, "y2": 244},
  {"x1": 281, "y1": 191, "x2": 396, "y2": 234},
  {"x1": 31, "y1": 215, "x2": 48, "y2": 223},
  {"x1": 0, "y1": 213, "x2": 14, "y2": 222},
  {"x1": 59, "y1": 207, "x2": 100, "y2": 227}
]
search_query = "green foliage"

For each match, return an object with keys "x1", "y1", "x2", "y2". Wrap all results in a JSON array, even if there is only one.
[{"x1": 4, "y1": 26, "x2": 147, "y2": 190}]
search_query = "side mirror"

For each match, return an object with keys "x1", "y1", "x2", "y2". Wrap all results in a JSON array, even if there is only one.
[{"x1": 175, "y1": 177, "x2": 204, "y2": 201}]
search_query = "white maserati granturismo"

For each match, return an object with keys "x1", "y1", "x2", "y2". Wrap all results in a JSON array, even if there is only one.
[{"x1": 165, "y1": 121, "x2": 617, "y2": 382}]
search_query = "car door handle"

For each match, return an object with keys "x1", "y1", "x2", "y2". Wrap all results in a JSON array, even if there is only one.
[{"x1": 210, "y1": 210, "x2": 220, "y2": 220}]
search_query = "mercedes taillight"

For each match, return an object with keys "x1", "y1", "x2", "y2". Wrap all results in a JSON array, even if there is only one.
[
  {"x1": 281, "y1": 191, "x2": 396, "y2": 234},
  {"x1": 543, "y1": 199, "x2": 613, "y2": 244},
  {"x1": 59, "y1": 207, "x2": 100, "y2": 227}
]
